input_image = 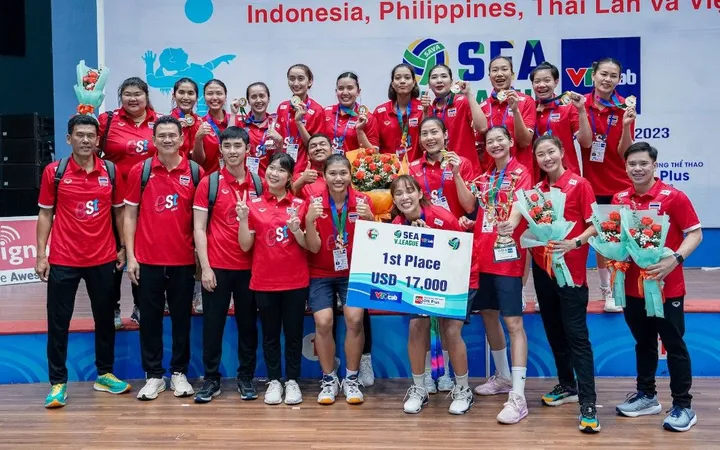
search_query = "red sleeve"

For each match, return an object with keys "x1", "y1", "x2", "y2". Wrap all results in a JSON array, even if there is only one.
[
  {"x1": 307, "y1": 103, "x2": 325, "y2": 135},
  {"x1": 579, "y1": 179, "x2": 595, "y2": 222},
  {"x1": 124, "y1": 162, "x2": 143, "y2": 205},
  {"x1": 112, "y1": 170, "x2": 126, "y2": 206},
  {"x1": 517, "y1": 168, "x2": 533, "y2": 191},
  {"x1": 668, "y1": 191, "x2": 701, "y2": 233},
  {"x1": 198, "y1": 166, "x2": 206, "y2": 179},
  {"x1": 445, "y1": 214, "x2": 463, "y2": 232},
  {"x1": 569, "y1": 106, "x2": 580, "y2": 135},
  {"x1": 520, "y1": 97, "x2": 536, "y2": 131},
  {"x1": 97, "y1": 111, "x2": 110, "y2": 138},
  {"x1": 296, "y1": 200, "x2": 309, "y2": 231},
  {"x1": 247, "y1": 201, "x2": 258, "y2": 232},
  {"x1": 364, "y1": 113, "x2": 380, "y2": 147},
  {"x1": 193, "y1": 176, "x2": 210, "y2": 209},
  {"x1": 460, "y1": 158, "x2": 474, "y2": 183},
  {"x1": 37, "y1": 163, "x2": 57, "y2": 208},
  {"x1": 274, "y1": 104, "x2": 286, "y2": 138}
]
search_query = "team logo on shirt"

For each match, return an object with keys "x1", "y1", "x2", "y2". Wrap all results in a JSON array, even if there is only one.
[
  {"x1": 568, "y1": 178, "x2": 578, "y2": 186},
  {"x1": 348, "y1": 212, "x2": 359, "y2": 222},
  {"x1": 377, "y1": 107, "x2": 387, "y2": 113},
  {"x1": 155, "y1": 193, "x2": 179, "y2": 213},
  {"x1": 649, "y1": 202, "x2": 662, "y2": 210},
  {"x1": 63, "y1": 178, "x2": 72, "y2": 184},
  {"x1": 221, "y1": 188, "x2": 230, "y2": 194},
  {"x1": 75, "y1": 199, "x2": 100, "y2": 220},
  {"x1": 447, "y1": 108, "x2": 457, "y2": 118},
  {"x1": 409, "y1": 118, "x2": 419, "y2": 127},
  {"x1": 660, "y1": 190, "x2": 671, "y2": 196},
  {"x1": 549, "y1": 113, "x2": 561, "y2": 122},
  {"x1": 98, "y1": 177, "x2": 109, "y2": 187},
  {"x1": 179, "y1": 175, "x2": 191, "y2": 187}
]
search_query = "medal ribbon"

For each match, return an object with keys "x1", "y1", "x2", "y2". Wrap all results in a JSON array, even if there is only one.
[
  {"x1": 596, "y1": 91, "x2": 622, "y2": 108},
  {"x1": 176, "y1": 108, "x2": 185, "y2": 119},
  {"x1": 422, "y1": 163, "x2": 447, "y2": 200},
  {"x1": 589, "y1": 109, "x2": 615, "y2": 140},
  {"x1": 404, "y1": 209, "x2": 426, "y2": 226},
  {"x1": 488, "y1": 90, "x2": 511, "y2": 127},
  {"x1": 395, "y1": 102, "x2": 412, "y2": 151},
  {"x1": 333, "y1": 104, "x2": 355, "y2": 149},
  {"x1": 286, "y1": 98, "x2": 311, "y2": 146},
  {"x1": 330, "y1": 194, "x2": 349, "y2": 246},
  {"x1": 431, "y1": 93, "x2": 454, "y2": 123},
  {"x1": 206, "y1": 112, "x2": 224, "y2": 138},
  {"x1": 534, "y1": 108, "x2": 555, "y2": 138}
]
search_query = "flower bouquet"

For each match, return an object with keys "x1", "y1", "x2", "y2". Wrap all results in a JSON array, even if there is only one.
[
  {"x1": 347, "y1": 148, "x2": 406, "y2": 221},
  {"x1": 620, "y1": 209, "x2": 673, "y2": 318},
  {"x1": 73, "y1": 60, "x2": 110, "y2": 117},
  {"x1": 515, "y1": 187, "x2": 577, "y2": 287},
  {"x1": 588, "y1": 204, "x2": 631, "y2": 307}
]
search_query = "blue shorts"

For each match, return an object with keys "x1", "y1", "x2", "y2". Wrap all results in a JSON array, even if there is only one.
[
  {"x1": 411, "y1": 288, "x2": 477, "y2": 323},
  {"x1": 473, "y1": 273, "x2": 523, "y2": 317},
  {"x1": 308, "y1": 277, "x2": 348, "y2": 313}
]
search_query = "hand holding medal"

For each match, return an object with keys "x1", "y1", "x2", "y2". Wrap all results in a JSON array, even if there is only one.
[
  {"x1": 307, "y1": 196, "x2": 324, "y2": 221},
  {"x1": 505, "y1": 90, "x2": 519, "y2": 110},
  {"x1": 421, "y1": 90, "x2": 432, "y2": 111},
  {"x1": 293, "y1": 99, "x2": 307, "y2": 123},
  {"x1": 356, "y1": 106, "x2": 369, "y2": 131},
  {"x1": 355, "y1": 197, "x2": 373, "y2": 220}
]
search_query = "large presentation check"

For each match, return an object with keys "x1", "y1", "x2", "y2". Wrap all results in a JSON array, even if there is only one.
[{"x1": 347, "y1": 221, "x2": 473, "y2": 320}]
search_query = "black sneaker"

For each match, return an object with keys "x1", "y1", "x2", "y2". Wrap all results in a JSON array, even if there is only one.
[
  {"x1": 238, "y1": 378, "x2": 258, "y2": 400},
  {"x1": 194, "y1": 379, "x2": 221, "y2": 403},
  {"x1": 579, "y1": 402, "x2": 601, "y2": 433},
  {"x1": 130, "y1": 306, "x2": 141, "y2": 325}
]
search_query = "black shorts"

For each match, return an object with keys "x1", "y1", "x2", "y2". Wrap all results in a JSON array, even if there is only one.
[{"x1": 473, "y1": 273, "x2": 523, "y2": 317}]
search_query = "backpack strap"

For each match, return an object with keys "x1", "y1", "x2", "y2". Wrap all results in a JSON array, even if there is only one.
[
  {"x1": 189, "y1": 160, "x2": 200, "y2": 187},
  {"x1": 140, "y1": 158, "x2": 153, "y2": 196},
  {"x1": 207, "y1": 171, "x2": 220, "y2": 224},
  {"x1": 250, "y1": 171, "x2": 263, "y2": 196},
  {"x1": 99, "y1": 111, "x2": 114, "y2": 158},
  {"x1": 52, "y1": 157, "x2": 71, "y2": 208}
]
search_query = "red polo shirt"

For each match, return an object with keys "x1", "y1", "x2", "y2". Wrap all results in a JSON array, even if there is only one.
[
  {"x1": 247, "y1": 191, "x2": 309, "y2": 291},
  {"x1": 391, "y1": 204, "x2": 462, "y2": 232},
  {"x1": 38, "y1": 155, "x2": 125, "y2": 267},
  {"x1": 296, "y1": 176, "x2": 327, "y2": 202},
  {"x1": 408, "y1": 153, "x2": 474, "y2": 219},
  {"x1": 430, "y1": 94, "x2": 481, "y2": 175},
  {"x1": 199, "y1": 112, "x2": 230, "y2": 173},
  {"x1": 193, "y1": 167, "x2": 262, "y2": 271},
  {"x1": 374, "y1": 99, "x2": 424, "y2": 161},
  {"x1": 170, "y1": 108, "x2": 201, "y2": 158},
  {"x1": 471, "y1": 158, "x2": 533, "y2": 277},
  {"x1": 98, "y1": 108, "x2": 159, "y2": 182},
  {"x1": 323, "y1": 104, "x2": 380, "y2": 153},
  {"x1": 612, "y1": 179, "x2": 701, "y2": 298},
  {"x1": 581, "y1": 92, "x2": 635, "y2": 196},
  {"x1": 275, "y1": 97, "x2": 325, "y2": 172},
  {"x1": 480, "y1": 92, "x2": 536, "y2": 176},
  {"x1": 124, "y1": 156, "x2": 203, "y2": 266},
  {"x1": 534, "y1": 101, "x2": 581, "y2": 176},
  {"x1": 529, "y1": 170, "x2": 595, "y2": 286},
  {"x1": 308, "y1": 187, "x2": 373, "y2": 278},
  {"x1": 237, "y1": 117, "x2": 278, "y2": 179}
]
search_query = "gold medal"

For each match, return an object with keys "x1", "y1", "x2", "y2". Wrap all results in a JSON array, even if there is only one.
[
  {"x1": 450, "y1": 83, "x2": 462, "y2": 94},
  {"x1": 238, "y1": 98, "x2": 248, "y2": 107},
  {"x1": 358, "y1": 105, "x2": 369, "y2": 115},
  {"x1": 440, "y1": 150, "x2": 449, "y2": 169},
  {"x1": 497, "y1": 90, "x2": 507, "y2": 102},
  {"x1": 624, "y1": 95, "x2": 637, "y2": 108},
  {"x1": 290, "y1": 95, "x2": 302, "y2": 107},
  {"x1": 559, "y1": 92, "x2": 572, "y2": 105},
  {"x1": 184, "y1": 115, "x2": 194, "y2": 126}
]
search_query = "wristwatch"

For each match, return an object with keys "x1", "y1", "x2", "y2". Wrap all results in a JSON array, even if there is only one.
[
  {"x1": 575, "y1": 239, "x2": 582, "y2": 248},
  {"x1": 673, "y1": 252, "x2": 684, "y2": 264}
]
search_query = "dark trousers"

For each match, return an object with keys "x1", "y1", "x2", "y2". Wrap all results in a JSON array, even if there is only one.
[
  {"x1": 256, "y1": 288, "x2": 308, "y2": 381},
  {"x1": 137, "y1": 264, "x2": 195, "y2": 378},
  {"x1": 332, "y1": 309, "x2": 373, "y2": 354},
  {"x1": 202, "y1": 269, "x2": 257, "y2": 381},
  {"x1": 47, "y1": 262, "x2": 116, "y2": 384},
  {"x1": 113, "y1": 268, "x2": 138, "y2": 311},
  {"x1": 624, "y1": 295, "x2": 692, "y2": 408},
  {"x1": 533, "y1": 263, "x2": 597, "y2": 404}
]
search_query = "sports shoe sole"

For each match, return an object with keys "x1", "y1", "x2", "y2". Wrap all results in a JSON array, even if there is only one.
[
  {"x1": 542, "y1": 394, "x2": 579, "y2": 406},
  {"x1": 474, "y1": 386, "x2": 511, "y2": 396},
  {"x1": 345, "y1": 396, "x2": 364, "y2": 405},
  {"x1": 44, "y1": 399, "x2": 66, "y2": 409},
  {"x1": 663, "y1": 414, "x2": 698, "y2": 432},
  {"x1": 238, "y1": 389, "x2": 258, "y2": 400},
  {"x1": 264, "y1": 397, "x2": 283, "y2": 405},
  {"x1": 497, "y1": 409, "x2": 529, "y2": 424},
  {"x1": 284, "y1": 397, "x2": 303, "y2": 405},
  {"x1": 93, "y1": 383, "x2": 131, "y2": 395},
  {"x1": 403, "y1": 397, "x2": 429, "y2": 414},
  {"x1": 318, "y1": 396, "x2": 336, "y2": 405},
  {"x1": 194, "y1": 389, "x2": 221, "y2": 403},
  {"x1": 449, "y1": 399, "x2": 474, "y2": 415},
  {"x1": 137, "y1": 385, "x2": 166, "y2": 401},
  {"x1": 616, "y1": 404, "x2": 662, "y2": 417},
  {"x1": 579, "y1": 422, "x2": 602, "y2": 433}
]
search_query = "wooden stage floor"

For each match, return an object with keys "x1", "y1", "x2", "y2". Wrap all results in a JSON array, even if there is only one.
[{"x1": 0, "y1": 378, "x2": 716, "y2": 449}]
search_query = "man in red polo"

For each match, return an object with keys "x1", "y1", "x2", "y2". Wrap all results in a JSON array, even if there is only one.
[
  {"x1": 36, "y1": 114, "x2": 131, "y2": 408},
  {"x1": 612, "y1": 142, "x2": 702, "y2": 432},
  {"x1": 124, "y1": 115, "x2": 203, "y2": 401}
]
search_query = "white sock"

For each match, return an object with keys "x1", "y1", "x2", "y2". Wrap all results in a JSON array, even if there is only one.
[
  {"x1": 345, "y1": 369, "x2": 358, "y2": 379},
  {"x1": 424, "y1": 351, "x2": 431, "y2": 374},
  {"x1": 598, "y1": 268, "x2": 610, "y2": 288},
  {"x1": 491, "y1": 348, "x2": 511, "y2": 380},
  {"x1": 455, "y1": 373, "x2": 469, "y2": 388},
  {"x1": 511, "y1": 366, "x2": 527, "y2": 397},
  {"x1": 324, "y1": 370, "x2": 337, "y2": 380},
  {"x1": 442, "y1": 350, "x2": 450, "y2": 375},
  {"x1": 412, "y1": 373, "x2": 426, "y2": 387}
]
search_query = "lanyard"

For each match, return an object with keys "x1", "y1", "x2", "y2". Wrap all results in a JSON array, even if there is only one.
[
  {"x1": 534, "y1": 108, "x2": 554, "y2": 138},
  {"x1": 487, "y1": 99, "x2": 510, "y2": 127},
  {"x1": 431, "y1": 94, "x2": 454, "y2": 122},
  {"x1": 589, "y1": 109, "x2": 614, "y2": 138},
  {"x1": 176, "y1": 108, "x2": 185, "y2": 119},
  {"x1": 206, "y1": 113, "x2": 224, "y2": 137},
  {"x1": 333, "y1": 104, "x2": 354, "y2": 148},
  {"x1": 395, "y1": 102, "x2": 412, "y2": 149},
  {"x1": 487, "y1": 164, "x2": 509, "y2": 206},
  {"x1": 404, "y1": 209, "x2": 426, "y2": 226},
  {"x1": 422, "y1": 164, "x2": 446, "y2": 199},
  {"x1": 596, "y1": 91, "x2": 622, "y2": 108},
  {"x1": 286, "y1": 98, "x2": 310, "y2": 144},
  {"x1": 330, "y1": 195, "x2": 349, "y2": 245}
]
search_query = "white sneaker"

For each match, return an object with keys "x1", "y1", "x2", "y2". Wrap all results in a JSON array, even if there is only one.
[
  {"x1": 448, "y1": 385, "x2": 474, "y2": 415},
  {"x1": 437, "y1": 374, "x2": 454, "y2": 392},
  {"x1": 534, "y1": 302, "x2": 541, "y2": 312},
  {"x1": 317, "y1": 376, "x2": 340, "y2": 405},
  {"x1": 473, "y1": 373, "x2": 512, "y2": 396},
  {"x1": 342, "y1": 375, "x2": 364, "y2": 404},
  {"x1": 170, "y1": 372, "x2": 194, "y2": 397},
  {"x1": 601, "y1": 287, "x2": 623, "y2": 312},
  {"x1": 137, "y1": 378, "x2": 166, "y2": 401},
  {"x1": 284, "y1": 380, "x2": 303, "y2": 405},
  {"x1": 424, "y1": 373, "x2": 438, "y2": 394},
  {"x1": 358, "y1": 354, "x2": 375, "y2": 387},
  {"x1": 522, "y1": 293, "x2": 527, "y2": 311},
  {"x1": 264, "y1": 380, "x2": 283, "y2": 405},
  {"x1": 403, "y1": 385, "x2": 429, "y2": 414}
]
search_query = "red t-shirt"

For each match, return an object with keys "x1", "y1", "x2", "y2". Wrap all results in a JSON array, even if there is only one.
[
  {"x1": 308, "y1": 187, "x2": 373, "y2": 278},
  {"x1": 408, "y1": 153, "x2": 474, "y2": 219},
  {"x1": 124, "y1": 156, "x2": 203, "y2": 266},
  {"x1": 471, "y1": 158, "x2": 533, "y2": 277},
  {"x1": 534, "y1": 101, "x2": 581, "y2": 177},
  {"x1": 295, "y1": 176, "x2": 327, "y2": 201},
  {"x1": 430, "y1": 94, "x2": 481, "y2": 175},
  {"x1": 98, "y1": 108, "x2": 159, "y2": 182},
  {"x1": 170, "y1": 108, "x2": 201, "y2": 158},
  {"x1": 391, "y1": 204, "x2": 462, "y2": 232},
  {"x1": 612, "y1": 179, "x2": 701, "y2": 298},
  {"x1": 581, "y1": 92, "x2": 635, "y2": 196},
  {"x1": 529, "y1": 170, "x2": 595, "y2": 286},
  {"x1": 479, "y1": 92, "x2": 536, "y2": 178},
  {"x1": 38, "y1": 156, "x2": 125, "y2": 267},
  {"x1": 323, "y1": 104, "x2": 380, "y2": 153},
  {"x1": 275, "y1": 97, "x2": 325, "y2": 172},
  {"x1": 199, "y1": 112, "x2": 230, "y2": 173},
  {"x1": 373, "y1": 99, "x2": 424, "y2": 161},
  {"x1": 247, "y1": 191, "x2": 309, "y2": 291},
  {"x1": 193, "y1": 168, "x2": 262, "y2": 271},
  {"x1": 237, "y1": 116, "x2": 278, "y2": 179}
]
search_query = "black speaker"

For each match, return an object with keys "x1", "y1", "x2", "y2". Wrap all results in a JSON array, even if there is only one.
[
  {"x1": 0, "y1": 138, "x2": 54, "y2": 164},
  {"x1": 0, "y1": 163, "x2": 48, "y2": 189},
  {"x1": 0, "y1": 188, "x2": 39, "y2": 217},
  {"x1": 0, "y1": 114, "x2": 54, "y2": 139}
]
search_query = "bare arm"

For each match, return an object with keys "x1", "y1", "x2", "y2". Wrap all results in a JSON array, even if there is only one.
[
  {"x1": 35, "y1": 208, "x2": 53, "y2": 281},
  {"x1": 238, "y1": 218, "x2": 255, "y2": 253},
  {"x1": 193, "y1": 209, "x2": 211, "y2": 271},
  {"x1": 304, "y1": 216, "x2": 322, "y2": 254}
]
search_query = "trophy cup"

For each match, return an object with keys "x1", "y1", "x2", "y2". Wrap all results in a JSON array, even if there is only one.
[{"x1": 472, "y1": 174, "x2": 520, "y2": 262}]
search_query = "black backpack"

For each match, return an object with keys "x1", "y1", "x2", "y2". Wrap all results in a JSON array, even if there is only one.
[
  {"x1": 206, "y1": 170, "x2": 263, "y2": 223},
  {"x1": 54, "y1": 157, "x2": 116, "y2": 207}
]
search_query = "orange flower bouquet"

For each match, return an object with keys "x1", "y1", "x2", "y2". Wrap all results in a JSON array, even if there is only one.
[
  {"x1": 346, "y1": 148, "x2": 407, "y2": 221},
  {"x1": 588, "y1": 205, "x2": 631, "y2": 307}
]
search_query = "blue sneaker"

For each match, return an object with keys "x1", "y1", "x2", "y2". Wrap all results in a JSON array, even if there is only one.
[
  {"x1": 542, "y1": 384, "x2": 579, "y2": 406},
  {"x1": 45, "y1": 383, "x2": 67, "y2": 408},
  {"x1": 94, "y1": 373, "x2": 131, "y2": 394},
  {"x1": 663, "y1": 405, "x2": 697, "y2": 432},
  {"x1": 578, "y1": 403, "x2": 601, "y2": 433},
  {"x1": 616, "y1": 392, "x2": 662, "y2": 417}
]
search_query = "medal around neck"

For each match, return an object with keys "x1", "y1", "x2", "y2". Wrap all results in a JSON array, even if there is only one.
[
  {"x1": 559, "y1": 92, "x2": 572, "y2": 105},
  {"x1": 238, "y1": 98, "x2": 248, "y2": 107},
  {"x1": 358, "y1": 105, "x2": 369, "y2": 115},
  {"x1": 440, "y1": 150, "x2": 449, "y2": 170},
  {"x1": 497, "y1": 90, "x2": 508, "y2": 102},
  {"x1": 624, "y1": 95, "x2": 637, "y2": 108},
  {"x1": 184, "y1": 115, "x2": 194, "y2": 126},
  {"x1": 290, "y1": 95, "x2": 302, "y2": 107},
  {"x1": 450, "y1": 83, "x2": 462, "y2": 94}
]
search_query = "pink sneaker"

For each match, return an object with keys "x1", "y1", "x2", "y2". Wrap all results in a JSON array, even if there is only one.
[
  {"x1": 473, "y1": 373, "x2": 512, "y2": 396},
  {"x1": 497, "y1": 392, "x2": 529, "y2": 424}
]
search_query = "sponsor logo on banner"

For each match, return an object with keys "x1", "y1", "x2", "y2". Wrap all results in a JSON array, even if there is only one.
[
  {"x1": 0, "y1": 218, "x2": 43, "y2": 286},
  {"x1": 561, "y1": 37, "x2": 641, "y2": 113},
  {"x1": 413, "y1": 295, "x2": 446, "y2": 308},
  {"x1": 420, "y1": 234, "x2": 435, "y2": 248},
  {"x1": 369, "y1": 289, "x2": 402, "y2": 303}
]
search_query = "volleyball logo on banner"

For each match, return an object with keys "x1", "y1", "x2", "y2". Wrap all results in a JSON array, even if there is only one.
[{"x1": 402, "y1": 38, "x2": 449, "y2": 87}]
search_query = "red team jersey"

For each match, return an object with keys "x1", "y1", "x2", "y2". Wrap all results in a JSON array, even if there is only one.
[
  {"x1": 38, "y1": 156, "x2": 125, "y2": 267},
  {"x1": 391, "y1": 204, "x2": 462, "y2": 232},
  {"x1": 612, "y1": 179, "x2": 701, "y2": 298},
  {"x1": 98, "y1": 108, "x2": 159, "y2": 182},
  {"x1": 429, "y1": 94, "x2": 481, "y2": 175},
  {"x1": 323, "y1": 104, "x2": 380, "y2": 153},
  {"x1": 534, "y1": 101, "x2": 581, "y2": 176},
  {"x1": 124, "y1": 156, "x2": 203, "y2": 266},
  {"x1": 581, "y1": 92, "x2": 635, "y2": 196},
  {"x1": 308, "y1": 187, "x2": 373, "y2": 278},
  {"x1": 373, "y1": 99, "x2": 424, "y2": 161},
  {"x1": 530, "y1": 170, "x2": 595, "y2": 286},
  {"x1": 408, "y1": 153, "x2": 474, "y2": 218},
  {"x1": 237, "y1": 116, "x2": 278, "y2": 179},
  {"x1": 193, "y1": 168, "x2": 263, "y2": 271},
  {"x1": 275, "y1": 97, "x2": 325, "y2": 172},
  {"x1": 170, "y1": 108, "x2": 201, "y2": 158},
  {"x1": 247, "y1": 191, "x2": 309, "y2": 291},
  {"x1": 199, "y1": 111, "x2": 230, "y2": 174}
]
